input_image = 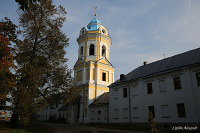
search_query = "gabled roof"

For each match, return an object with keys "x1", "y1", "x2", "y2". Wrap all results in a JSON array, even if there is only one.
[
  {"x1": 89, "y1": 92, "x2": 109, "y2": 106},
  {"x1": 74, "y1": 58, "x2": 84, "y2": 67},
  {"x1": 111, "y1": 47, "x2": 200, "y2": 85},
  {"x1": 97, "y1": 57, "x2": 114, "y2": 67}
]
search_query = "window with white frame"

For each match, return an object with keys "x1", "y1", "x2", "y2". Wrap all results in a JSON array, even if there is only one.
[
  {"x1": 132, "y1": 86, "x2": 137, "y2": 96},
  {"x1": 114, "y1": 109, "x2": 119, "y2": 119},
  {"x1": 133, "y1": 107, "x2": 139, "y2": 119},
  {"x1": 123, "y1": 108, "x2": 128, "y2": 119},
  {"x1": 159, "y1": 80, "x2": 166, "y2": 92},
  {"x1": 161, "y1": 105, "x2": 169, "y2": 118},
  {"x1": 113, "y1": 89, "x2": 118, "y2": 99}
]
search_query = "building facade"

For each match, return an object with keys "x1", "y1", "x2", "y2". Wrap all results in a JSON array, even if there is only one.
[
  {"x1": 89, "y1": 92, "x2": 109, "y2": 123},
  {"x1": 109, "y1": 48, "x2": 200, "y2": 123},
  {"x1": 74, "y1": 16, "x2": 115, "y2": 123}
]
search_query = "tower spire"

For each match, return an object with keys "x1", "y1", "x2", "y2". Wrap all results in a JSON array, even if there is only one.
[{"x1": 94, "y1": 7, "x2": 97, "y2": 16}]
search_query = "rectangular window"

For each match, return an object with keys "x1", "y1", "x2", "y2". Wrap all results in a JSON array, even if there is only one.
[
  {"x1": 176, "y1": 103, "x2": 186, "y2": 117},
  {"x1": 159, "y1": 80, "x2": 166, "y2": 92},
  {"x1": 132, "y1": 86, "x2": 137, "y2": 96},
  {"x1": 102, "y1": 72, "x2": 106, "y2": 81},
  {"x1": 98, "y1": 110, "x2": 101, "y2": 114},
  {"x1": 123, "y1": 108, "x2": 128, "y2": 119},
  {"x1": 104, "y1": 110, "x2": 108, "y2": 120},
  {"x1": 161, "y1": 105, "x2": 169, "y2": 118},
  {"x1": 196, "y1": 72, "x2": 200, "y2": 86},
  {"x1": 147, "y1": 83, "x2": 153, "y2": 94},
  {"x1": 148, "y1": 106, "x2": 155, "y2": 118},
  {"x1": 173, "y1": 77, "x2": 182, "y2": 90},
  {"x1": 123, "y1": 88, "x2": 128, "y2": 98},
  {"x1": 114, "y1": 109, "x2": 119, "y2": 119},
  {"x1": 133, "y1": 107, "x2": 139, "y2": 119},
  {"x1": 97, "y1": 110, "x2": 101, "y2": 120},
  {"x1": 114, "y1": 89, "x2": 118, "y2": 99}
]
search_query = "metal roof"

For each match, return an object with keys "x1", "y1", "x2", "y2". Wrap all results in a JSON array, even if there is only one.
[
  {"x1": 89, "y1": 92, "x2": 109, "y2": 106},
  {"x1": 112, "y1": 47, "x2": 200, "y2": 85}
]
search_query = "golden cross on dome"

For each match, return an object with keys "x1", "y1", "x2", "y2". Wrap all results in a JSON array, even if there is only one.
[{"x1": 94, "y1": 7, "x2": 97, "y2": 16}]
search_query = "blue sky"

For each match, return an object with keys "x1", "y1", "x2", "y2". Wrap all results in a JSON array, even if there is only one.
[{"x1": 1, "y1": 0, "x2": 200, "y2": 80}]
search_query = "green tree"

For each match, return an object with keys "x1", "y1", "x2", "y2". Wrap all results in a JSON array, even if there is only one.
[
  {"x1": 15, "y1": 0, "x2": 41, "y2": 10},
  {"x1": 0, "y1": 18, "x2": 18, "y2": 108},
  {"x1": 13, "y1": 0, "x2": 72, "y2": 126}
]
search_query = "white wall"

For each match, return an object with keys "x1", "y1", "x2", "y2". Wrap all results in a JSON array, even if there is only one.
[
  {"x1": 89, "y1": 105, "x2": 109, "y2": 123},
  {"x1": 109, "y1": 66, "x2": 200, "y2": 123}
]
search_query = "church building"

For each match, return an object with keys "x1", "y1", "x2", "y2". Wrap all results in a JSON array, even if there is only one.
[
  {"x1": 74, "y1": 14, "x2": 115, "y2": 123},
  {"x1": 37, "y1": 11, "x2": 200, "y2": 127}
]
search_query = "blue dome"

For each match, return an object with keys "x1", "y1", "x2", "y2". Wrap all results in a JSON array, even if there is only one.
[
  {"x1": 90, "y1": 17, "x2": 101, "y2": 23},
  {"x1": 87, "y1": 17, "x2": 102, "y2": 31}
]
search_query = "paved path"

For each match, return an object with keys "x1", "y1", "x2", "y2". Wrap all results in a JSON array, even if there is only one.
[{"x1": 38, "y1": 122, "x2": 146, "y2": 133}]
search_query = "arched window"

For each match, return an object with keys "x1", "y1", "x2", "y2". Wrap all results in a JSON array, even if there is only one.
[
  {"x1": 89, "y1": 44, "x2": 95, "y2": 55},
  {"x1": 82, "y1": 30, "x2": 85, "y2": 34},
  {"x1": 102, "y1": 29, "x2": 106, "y2": 34},
  {"x1": 102, "y1": 45, "x2": 106, "y2": 57},
  {"x1": 80, "y1": 46, "x2": 83, "y2": 56}
]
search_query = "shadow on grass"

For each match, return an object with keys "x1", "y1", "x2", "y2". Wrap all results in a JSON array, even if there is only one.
[{"x1": 0, "y1": 122, "x2": 51, "y2": 133}]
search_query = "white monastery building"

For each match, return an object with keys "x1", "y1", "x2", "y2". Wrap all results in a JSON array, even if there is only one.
[{"x1": 109, "y1": 48, "x2": 200, "y2": 123}]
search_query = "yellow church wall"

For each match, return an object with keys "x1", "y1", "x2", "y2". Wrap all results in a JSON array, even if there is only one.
[
  {"x1": 74, "y1": 84, "x2": 109, "y2": 92},
  {"x1": 89, "y1": 62, "x2": 95, "y2": 68},
  {"x1": 86, "y1": 69, "x2": 90, "y2": 80},
  {"x1": 76, "y1": 70, "x2": 82, "y2": 82},
  {"x1": 99, "y1": 59, "x2": 109, "y2": 65},
  {"x1": 74, "y1": 64, "x2": 84, "y2": 71},
  {"x1": 86, "y1": 31, "x2": 99, "y2": 34},
  {"x1": 88, "y1": 38, "x2": 111, "y2": 45},
  {"x1": 91, "y1": 68, "x2": 96, "y2": 80},
  {"x1": 74, "y1": 62, "x2": 90, "y2": 71},
  {"x1": 88, "y1": 85, "x2": 109, "y2": 91},
  {"x1": 111, "y1": 73, "x2": 114, "y2": 83},
  {"x1": 84, "y1": 42, "x2": 87, "y2": 60},
  {"x1": 78, "y1": 37, "x2": 111, "y2": 46},
  {"x1": 97, "y1": 63, "x2": 114, "y2": 72}
]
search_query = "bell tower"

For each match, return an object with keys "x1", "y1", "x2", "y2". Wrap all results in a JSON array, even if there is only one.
[{"x1": 74, "y1": 12, "x2": 114, "y2": 123}]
